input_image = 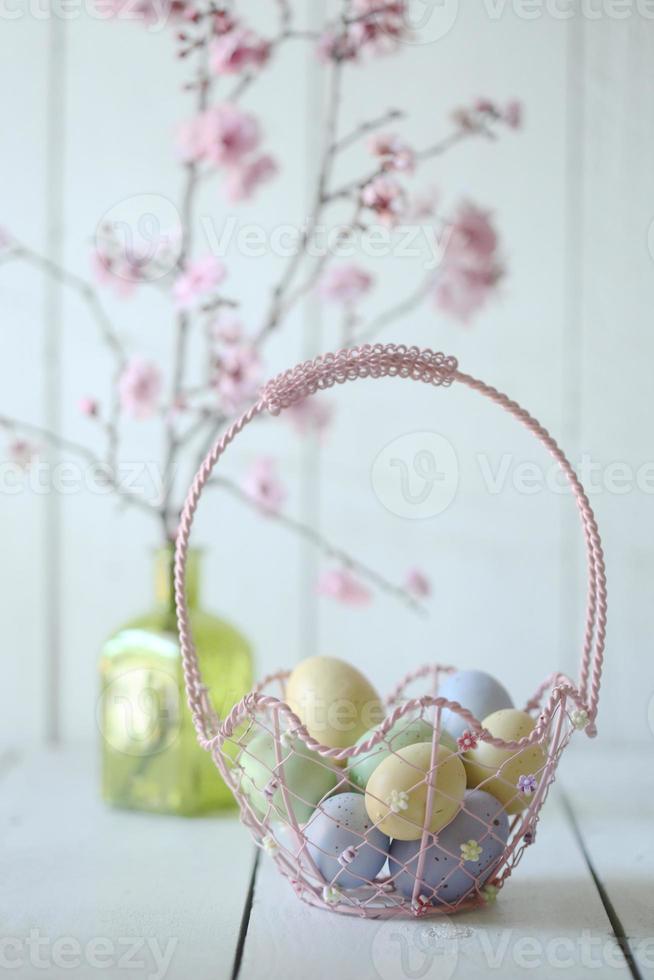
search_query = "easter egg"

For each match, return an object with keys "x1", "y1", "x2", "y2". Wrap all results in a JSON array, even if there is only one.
[
  {"x1": 365, "y1": 742, "x2": 466, "y2": 841},
  {"x1": 464, "y1": 709, "x2": 547, "y2": 814},
  {"x1": 389, "y1": 789, "x2": 509, "y2": 904},
  {"x1": 286, "y1": 656, "x2": 383, "y2": 750},
  {"x1": 439, "y1": 670, "x2": 513, "y2": 740},
  {"x1": 347, "y1": 718, "x2": 456, "y2": 790},
  {"x1": 304, "y1": 792, "x2": 390, "y2": 889},
  {"x1": 239, "y1": 732, "x2": 337, "y2": 824}
]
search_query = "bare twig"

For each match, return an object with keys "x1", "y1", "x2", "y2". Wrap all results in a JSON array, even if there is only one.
[
  {"x1": 354, "y1": 273, "x2": 434, "y2": 343},
  {"x1": 209, "y1": 475, "x2": 427, "y2": 617}
]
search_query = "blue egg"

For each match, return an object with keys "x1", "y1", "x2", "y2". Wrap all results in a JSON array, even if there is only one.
[
  {"x1": 304, "y1": 792, "x2": 390, "y2": 889},
  {"x1": 388, "y1": 789, "x2": 509, "y2": 905},
  {"x1": 439, "y1": 670, "x2": 513, "y2": 740}
]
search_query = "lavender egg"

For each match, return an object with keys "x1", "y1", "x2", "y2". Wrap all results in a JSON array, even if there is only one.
[
  {"x1": 304, "y1": 792, "x2": 390, "y2": 889},
  {"x1": 439, "y1": 670, "x2": 513, "y2": 740},
  {"x1": 389, "y1": 789, "x2": 509, "y2": 905}
]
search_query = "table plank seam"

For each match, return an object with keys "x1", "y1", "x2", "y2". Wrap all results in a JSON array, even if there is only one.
[
  {"x1": 231, "y1": 848, "x2": 260, "y2": 980},
  {"x1": 560, "y1": 790, "x2": 644, "y2": 980}
]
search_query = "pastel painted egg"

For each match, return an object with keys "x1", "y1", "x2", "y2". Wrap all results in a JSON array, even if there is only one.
[
  {"x1": 464, "y1": 709, "x2": 547, "y2": 814},
  {"x1": 347, "y1": 718, "x2": 456, "y2": 790},
  {"x1": 304, "y1": 792, "x2": 390, "y2": 889},
  {"x1": 365, "y1": 742, "x2": 466, "y2": 841},
  {"x1": 285, "y1": 656, "x2": 383, "y2": 749},
  {"x1": 239, "y1": 732, "x2": 336, "y2": 824},
  {"x1": 389, "y1": 789, "x2": 509, "y2": 904},
  {"x1": 439, "y1": 670, "x2": 513, "y2": 740}
]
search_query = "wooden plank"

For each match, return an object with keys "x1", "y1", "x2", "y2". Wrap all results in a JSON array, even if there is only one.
[
  {"x1": 562, "y1": 743, "x2": 654, "y2": 978},
  {"x1": 240, "y1": 794, "x2": 629, "y2": 980},
  {"x1": 0, "y1": 748, "x2": 254, "y2": 980}
]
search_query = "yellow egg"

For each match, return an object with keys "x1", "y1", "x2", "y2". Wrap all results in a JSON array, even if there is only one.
[
  {"x1": 364, "y1": 742, "x2": 466, "y2": 841},
  {"x1": 464, "y1": 709, "x2": 548, "y2": 814},
  {"x1": 285, "y1": 656, "x2": 383, "y2": 750}
]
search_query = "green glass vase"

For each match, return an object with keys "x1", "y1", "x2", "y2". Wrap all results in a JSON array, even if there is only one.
[{"x1": 99, "y1": 547, "x2": 253, "y2": 815}]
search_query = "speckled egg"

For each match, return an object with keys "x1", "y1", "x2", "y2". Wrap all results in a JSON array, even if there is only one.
[
  {"x1": 239, "y1": 732, "x2": 337, "y2": 824},
  {"x1": 365, "y1": 742, "x2": 466, "y2": 841},
  {"x1": 464, "y1": 709, "x2": 547, "y2": 814},
  {"x1": 439, "y1": 670, "x2": 514, "y2": 740},
  {"x1": 347, "y1": 718, "x2": 456, "y2": 790},
  {"x1": 389, "y1": 789, "x2": 509, "y2": 904},
  {"x1": 285, "y1": 656, "x2": 383, "y2": 749},
  {"x1": 304, "y1": 792, "x2": 390, "y2": 889}
]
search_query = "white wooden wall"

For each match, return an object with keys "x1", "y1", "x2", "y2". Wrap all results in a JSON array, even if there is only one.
[{"x1": 1, "y1": 2, "x2": 653, "y2": 748}]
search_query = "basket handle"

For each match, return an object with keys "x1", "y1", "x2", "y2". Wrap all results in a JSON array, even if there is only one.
[{"x1": 175, "y1": 344, "x2": 606, "y2": 744}]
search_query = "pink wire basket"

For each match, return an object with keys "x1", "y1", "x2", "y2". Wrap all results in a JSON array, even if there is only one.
[{"x1": 174, "y1": 344, "x2": 607, "y2": 919}]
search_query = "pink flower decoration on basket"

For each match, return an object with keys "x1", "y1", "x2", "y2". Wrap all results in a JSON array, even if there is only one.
[
  {"x1": 457, "y1": 730, "x2": 478, "y2": 752},
  {"x1": 173, "y1": 256, "x2": 227, "y2": 311},
  {"x1": 118, "y1": 358, "x2": 162, "y2": 420},
  {"x1": 316, "y1": 568, "x2": 371, "y2": 606}
]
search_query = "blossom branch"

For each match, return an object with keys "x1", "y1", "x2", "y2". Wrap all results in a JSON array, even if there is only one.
[
  {"x1": 0, "y1": 414, "x2": 160, "y2": 520},
  {"x1": 209, "y1": 474, "x2": 427, "y2": 617}
]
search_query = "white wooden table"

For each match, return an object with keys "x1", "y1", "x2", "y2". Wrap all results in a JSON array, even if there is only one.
[{"x1": 2, "y1": 744, "x2": 652, "y2": 979}]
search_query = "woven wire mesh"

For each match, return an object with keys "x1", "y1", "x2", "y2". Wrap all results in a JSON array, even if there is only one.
[{"x1": 208, "y1": 665, "x2": 576, "y2": 919}]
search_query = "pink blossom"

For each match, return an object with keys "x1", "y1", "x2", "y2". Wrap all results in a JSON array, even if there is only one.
[
  {"x1": 90, "y1": 247, "x2": 137, "y2": 299},
  {"x1": 224, "y1": 154, "x2": 278, "y2": 203},
  {"x1": 173, "y1": 255, "x2": 227, "y2": 311},
  {"x1": 316, "y1": 29, "x2": 359, "y2": 63},
  {"x1": 177, "y1": 105, "x2": 260, "y2": 167},
  {"x1": 286, "y1": 397, "x2": 333, "y2": 438},
  {"x1": 406, "y1": 187, "x2": 439, "y2": 221},
  {"x1": 118, "y1": 358, "x2": 162, "y2": 419},
  {"x1": 435, "y1": 202, "x2": 504, "y2": 323},
  {"x1": 209, "y1": 28, "x2": 269, "y2": 76},
  {"x1": 405, "y1": 568, "x2": 431, "y2": 598},
  {"x1": 214, "y1": 343, "x2": 261, "y2": 411},
  {"x1": 78, "y1": 396, "x2": 99, "y2": 418},
  {"x1": 474, "y1": 97, "x2": 499, "y2": 115},
  {"x1": 361, "y1": 175, "x2": 404, "y2": 225},
  {"x1": 7, "y1": 439, "x2": 37, "y2": 469},
  {"x1": 242, "y1": 457, "x2": 286, "y2": 513},
  {"x1": 316, "y1": 568, "x2": 371, "y2": 607},
  {"x1": 318, "y1": 263, "x2": 374, "y2": 305},
  {"x1": 213, "y1": 312, "x2": 243, "y2": 344},
  {"x1": 368, "y1": 133, "x2": 415, "y2": 173},
  {"x1": 504, "y1": 100, "x2": 523, "y2": 129},
  {"x1": 349, "y1": 0, "x2": 408, "y2": 56}
]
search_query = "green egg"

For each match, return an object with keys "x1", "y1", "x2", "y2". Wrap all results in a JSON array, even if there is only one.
[
  {"x1": 347, "y1": 718, "x2": 456, "y2": 791},
  {"x1": 239, "y1": 732, "x2": 337, "y2": 824}
]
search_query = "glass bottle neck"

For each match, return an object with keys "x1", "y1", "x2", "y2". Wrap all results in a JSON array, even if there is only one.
[{"x1": 154, "y1": 546, "x2": 201, "y2": 613}]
